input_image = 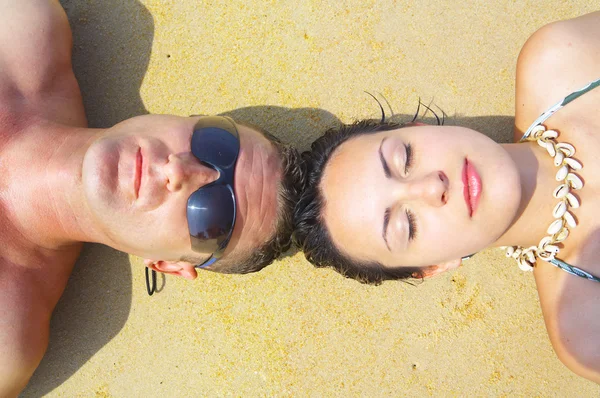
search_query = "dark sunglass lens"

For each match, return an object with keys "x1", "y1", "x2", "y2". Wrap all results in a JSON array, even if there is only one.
[
  {"x1": 187, "y1": 184, "x2": 235, "y2": 254},
  {"x1": 191, "y1": 119, "x2": 239, "y2": 168}
]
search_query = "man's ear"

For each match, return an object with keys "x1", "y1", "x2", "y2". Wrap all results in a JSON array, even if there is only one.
[
  {"x1": 414, "y1": 258, "x2": 462, "y2": 278},
  {"x1": 143, "y1": 259, "x2": 198, "y2": 280}
]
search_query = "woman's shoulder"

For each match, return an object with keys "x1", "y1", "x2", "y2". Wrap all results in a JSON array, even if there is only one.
[{"x1": 514, "y1": 12, "x2": 600, "y2": 141}]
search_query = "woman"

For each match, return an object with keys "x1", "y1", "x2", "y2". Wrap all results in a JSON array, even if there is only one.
[{"x1": 293, "y1": 12, "x2": 600, "y2": 383}]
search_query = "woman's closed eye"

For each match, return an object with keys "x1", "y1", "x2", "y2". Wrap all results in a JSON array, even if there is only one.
[
  {"x1": 405, "y1": 208, "x2": 418, "y2": 241},
  {"x1": 383, "y1": 207, "x2": 419, "y2": 250},
  {"x1": 379, "y1": 139, "x2": 415, "y2": 179}
]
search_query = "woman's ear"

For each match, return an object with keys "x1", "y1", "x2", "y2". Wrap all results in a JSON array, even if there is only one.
[
  {"x1": 143, "y1": 259, "x2": 198, "y2": 280},
  {"x1": 414, "y1": 258, "x2": 462, "y2": 278}
]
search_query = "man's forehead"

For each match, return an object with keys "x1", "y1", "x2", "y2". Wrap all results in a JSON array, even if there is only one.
[
  {"x1": 237, "y1": 123, "x2": 277, "y2": 148},
  {"x1": 226, "y1": 123, "x2": 282, "y2": 257},
  {"x1": 236, "y1": 123, "x2": 280, "y2": 173}
]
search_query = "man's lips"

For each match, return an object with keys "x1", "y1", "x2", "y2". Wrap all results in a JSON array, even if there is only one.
[
  {"x1": 134, "y1": 147, "x2": 142, "y2": 198},
  {"x1": 462, "y1": 159, "x2": 482, "y2": 217}
]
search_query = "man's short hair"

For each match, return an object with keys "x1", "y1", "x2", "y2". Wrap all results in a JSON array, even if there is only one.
[{"x1": 293, "y1": 119, "x2": 426, "y2": 284}]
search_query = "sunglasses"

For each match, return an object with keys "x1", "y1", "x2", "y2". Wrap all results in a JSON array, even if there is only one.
[{"x1": 146, "y1": 115, "x2": 240, "y2": 295}]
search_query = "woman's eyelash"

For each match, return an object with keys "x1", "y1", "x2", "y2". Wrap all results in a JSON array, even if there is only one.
[
  {"x1": 404, "y1": 143, "x2": 414, "y2": 174},
  {"x1": 405, "y1": 208, "x2": 418, "y2": 241}
]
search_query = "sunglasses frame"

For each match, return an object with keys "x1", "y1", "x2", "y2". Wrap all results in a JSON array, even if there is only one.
[{"x1": 187, "y1": 115, "x2": 240, "y2": 268}]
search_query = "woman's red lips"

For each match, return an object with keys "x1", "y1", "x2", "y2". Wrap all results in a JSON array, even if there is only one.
[
  {"x1": 134, "y1": 148, "x2": 142, "y2": 198},
  {"x1": 462, "y1": 159, "x2": 482, "y2": 217}
]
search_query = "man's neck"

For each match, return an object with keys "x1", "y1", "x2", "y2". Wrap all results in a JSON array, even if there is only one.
[{"x1": 1, "y1": 121, "x2": 106, "y2": 250}]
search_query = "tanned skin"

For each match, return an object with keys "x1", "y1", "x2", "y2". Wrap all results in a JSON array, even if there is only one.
[
  {"x1": 0, "y1": 1, "x2": 87, "y2": 395},
  {"x1": 514, "y1": 11, "x2": 600, "y2": 383},
  {"x1": 0, "y1": 2, "x2": 285, "y2": 395}
]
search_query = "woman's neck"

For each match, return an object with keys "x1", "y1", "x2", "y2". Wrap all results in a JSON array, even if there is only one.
[{"x1": 493, "y1": 141, "x2": 564, "y2": 249}]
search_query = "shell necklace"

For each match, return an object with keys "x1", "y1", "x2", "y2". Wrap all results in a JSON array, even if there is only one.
[
  {"x1": 504, "y1": 125, "x2": 582, "y2": 270},
  {"x1": 504, "y1": 78, "x2": 600, "y2": 283}
]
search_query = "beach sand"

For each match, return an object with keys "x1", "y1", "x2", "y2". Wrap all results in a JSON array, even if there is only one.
[{"x1": 23, "y1": 1, "x2": 599, "y2": 396}]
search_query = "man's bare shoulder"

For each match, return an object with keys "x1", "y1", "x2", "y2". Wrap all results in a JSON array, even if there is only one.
[
  {"x1": 514, "y1": 12, "x2": 600, "y2": 140},
  {"x1": 0, "y1": 1, "x2": 85, "y2": 127},
  {"x1": 0, "y1": 1, "x2": 73, "y2": 95}
]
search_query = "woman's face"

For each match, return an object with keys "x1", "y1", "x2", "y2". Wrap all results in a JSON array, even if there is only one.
[{"x1": 320, "y1": 125, "x2": 521, "y2": 270}]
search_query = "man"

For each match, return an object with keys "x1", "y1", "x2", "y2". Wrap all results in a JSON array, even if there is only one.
[{"x1": 0, "y1": 1, "x2": 301, "y2": 395}]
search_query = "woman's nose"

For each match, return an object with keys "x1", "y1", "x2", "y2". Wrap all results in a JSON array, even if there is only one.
[
  {"x1": 397, "y1": 171, "x2": 449, "y2": 207},
  {"x1": 163, "y1": 153, "x2": 219, "y2": 193}
]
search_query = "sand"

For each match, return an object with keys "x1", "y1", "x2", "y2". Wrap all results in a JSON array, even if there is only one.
[{"x1": 23, "y1": 0, "x2": 600, "y2": 396}]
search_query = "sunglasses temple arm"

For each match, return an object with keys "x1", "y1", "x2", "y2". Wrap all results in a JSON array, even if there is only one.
[{"x1": 145, "y1": 267, "x2": 157, "y2": 296}]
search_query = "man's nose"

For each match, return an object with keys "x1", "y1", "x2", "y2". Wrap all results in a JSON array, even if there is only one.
[
  {"x1": 395, "y1": 171, "x2": 449, "y2": 207},
  {"x1": 163, "y1": 153, "x2": 219, "y2": 193}
]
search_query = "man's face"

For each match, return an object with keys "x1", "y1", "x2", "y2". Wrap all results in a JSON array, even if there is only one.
[{"x1": 81, "y1": 115, "x2": 282, "y2": 269}]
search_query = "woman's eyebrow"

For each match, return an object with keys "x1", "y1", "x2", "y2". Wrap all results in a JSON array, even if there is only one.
[
  {"x1": 382, "y1": 207, "x2": 391, "y2": 251},
  {"x1": 379, "y1": 138, "x2": 391, "y2": 178}
]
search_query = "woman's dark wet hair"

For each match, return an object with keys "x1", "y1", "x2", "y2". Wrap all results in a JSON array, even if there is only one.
[{"x1": 293, "y1": 119, "x2": 428, "y2": 284}]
